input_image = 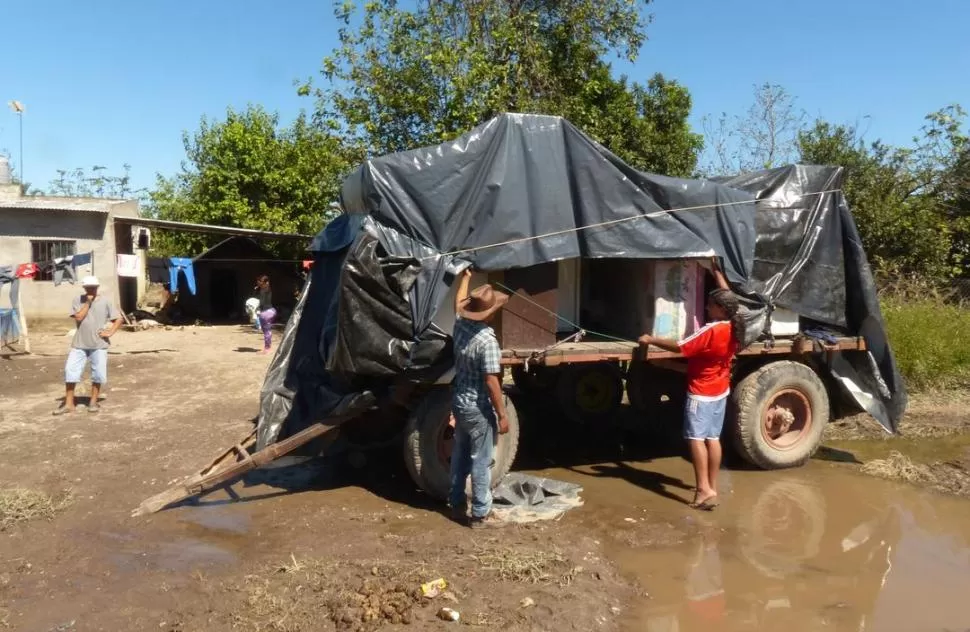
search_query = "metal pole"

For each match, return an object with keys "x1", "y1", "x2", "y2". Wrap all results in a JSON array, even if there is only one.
[{"x1": 18, "y1": 113, "x2": 23, "y2": 186}]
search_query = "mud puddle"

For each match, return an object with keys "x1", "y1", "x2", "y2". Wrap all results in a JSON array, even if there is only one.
[{"x1": 530, "y1": 458, "x2": 970, "y2": 632}]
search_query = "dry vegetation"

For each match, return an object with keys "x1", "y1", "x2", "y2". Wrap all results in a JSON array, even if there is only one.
[
  {"x1": 861, "y1": 451, "x2": 970, "y2": 498},
  {"x1": 0, "y1": 489, "x2": 72, "y2": 532}
]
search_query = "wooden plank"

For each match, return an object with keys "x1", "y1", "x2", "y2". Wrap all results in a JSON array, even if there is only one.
[
  {"x1": 131, "y1": 415, "x2": 352, "y2": 517},
  {"x1": 499, "y1": 337, "x2": 867, "y2": 366}
]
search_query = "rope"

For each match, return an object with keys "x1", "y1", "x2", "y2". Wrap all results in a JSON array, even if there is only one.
[
  {"x1": 492, "y1": 280, "x2": 635, "y2": 344},
  {"x1": 422, "y1": 188, "x2": 842, "y2": 262}
]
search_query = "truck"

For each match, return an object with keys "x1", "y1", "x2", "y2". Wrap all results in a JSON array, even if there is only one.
[{"x1": 134, "y1": 113, "x2": 907, "y2": 515}]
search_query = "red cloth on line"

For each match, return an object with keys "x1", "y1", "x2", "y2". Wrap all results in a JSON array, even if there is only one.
[
  {"x1": 302, "y1": 260, "x2": 313, "y2": 270},
  {"x1": 678, "y1": 321, "x2": 736, "y2": 399},
  {"x1": 15, "y1": 263, "x2": 39, "y2": 278}
]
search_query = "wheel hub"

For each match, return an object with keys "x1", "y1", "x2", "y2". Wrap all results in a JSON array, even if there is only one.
[{"x1": 761, "y1": 389, "x2": 811, "y2": 450}]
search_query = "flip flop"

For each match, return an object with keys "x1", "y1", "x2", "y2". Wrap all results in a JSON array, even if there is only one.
[
  {"x1": 689, "y1": 496, "x2": 719, "y2": 510},
  {"x1": 52, "y1": 407, "x2": 75, "y2": 416},
  {"x1": 692, "y1": 498, "x2": 719, "y2": 511}
]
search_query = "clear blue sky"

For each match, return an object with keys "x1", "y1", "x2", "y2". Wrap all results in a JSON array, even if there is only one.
[{"x1": 2, "y1": 0, "x2": 968, "y2": 194}]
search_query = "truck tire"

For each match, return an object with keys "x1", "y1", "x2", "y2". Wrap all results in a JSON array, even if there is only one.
[
  {"x1": 511, "y1": 365, "x2": 559, "y2": 395},
  {"x1": 403, "y1": 387, "x2": 520, "y2": 500},
  {"x1": 732, "y1": 361, "x2": 829, "y2": 469},
  {"x1": 556, "y1": 362, "x2": 623, "y2": 424},
  {"x1": 626, "y1": 362, "x2": 686, "y2": 417}
]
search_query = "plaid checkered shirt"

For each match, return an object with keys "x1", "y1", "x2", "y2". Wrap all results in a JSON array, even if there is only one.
[{"x1": 451, "y1": 316, "x2": 502, "y2": 412}]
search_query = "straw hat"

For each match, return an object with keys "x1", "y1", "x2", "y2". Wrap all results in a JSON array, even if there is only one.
[{"x1": 458, "y1": 284, "x2": 509, "y2": 321}]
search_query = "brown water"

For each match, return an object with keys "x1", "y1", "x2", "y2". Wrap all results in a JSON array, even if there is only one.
[{"x1": 534, "y1": 458, "x2": 970, "y2": 632}]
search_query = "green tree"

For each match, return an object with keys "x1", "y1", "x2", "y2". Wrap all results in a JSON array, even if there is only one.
[
  {"x1": 146, "y1": 105, "x2": 361, "y2": 256},
  {"x1": 306, "y1": 0, "x2": 702, "y2": 175},
  {"x1": 45, "y1": 164, "x2": 136, "y2": 198},
  {"x1": 797, "y1": 105, "x2": 968, "y2": 280}
]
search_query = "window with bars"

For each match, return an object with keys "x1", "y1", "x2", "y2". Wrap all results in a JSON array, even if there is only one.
[{"x1": 30, "y1": 240, "x2": 77, "y2": 281}]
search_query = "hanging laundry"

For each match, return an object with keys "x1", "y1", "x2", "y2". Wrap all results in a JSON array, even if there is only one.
[
  {"x1": 168, "y1": 257, "x2": 197, "y2": 295},
  {"x1": 52, "y1": 257, "x2": 77, "y2": 286},
  {"x1": 71, "y1": 251, "x2": 92, "y2": 268},
  {"x1": 0, "y1": 308, "x2": 20, "y2": 347},
  {"x1": 15, "y1": 263, "x2": 39, "y2": 279},
  {"x1": 147, "y1": 257, "x2": 170, "y2": 284},
  {"x1": 116, "y1": 254, "x2": 139, "y2": 277},
  {"x1": 0, "y1": 269, "x2": 19, "y2": 310},
  {"x1": 302, "y1": 260, "x2": 313, "y2": 270}
]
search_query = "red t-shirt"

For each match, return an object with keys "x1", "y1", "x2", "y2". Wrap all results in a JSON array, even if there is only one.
[{"x1": 678, "y1": 321, "x2": 736, "y2": 399}]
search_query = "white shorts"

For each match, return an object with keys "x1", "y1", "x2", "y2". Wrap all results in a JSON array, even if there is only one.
[{"x1": 65, "y1": 348, "x2": 108, "y2": 384}]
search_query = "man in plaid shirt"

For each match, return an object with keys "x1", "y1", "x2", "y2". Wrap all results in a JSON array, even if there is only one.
[{"x1": 450, "y1": 268, "x2": 510, "y2": 528}]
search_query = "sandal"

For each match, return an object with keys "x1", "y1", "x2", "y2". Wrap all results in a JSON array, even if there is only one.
[
  {"x1": 52, "y1": 407, "x2": 75, "y2": 416},
  {"x1": 690, "y1": 497, "x2": 719, "y2": 511}
]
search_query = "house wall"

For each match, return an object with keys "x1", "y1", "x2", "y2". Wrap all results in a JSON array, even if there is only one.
[{"x1": 0, "y1": 208, "x2": 126, "y2": 321}]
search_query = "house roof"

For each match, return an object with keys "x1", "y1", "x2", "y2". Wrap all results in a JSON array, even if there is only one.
[
  {"x1": 113, "y1": 216, "x2": 311, "y2": 240},
  {"x1": 0, "y1": 197, "x2": 129, "y2": 213}
]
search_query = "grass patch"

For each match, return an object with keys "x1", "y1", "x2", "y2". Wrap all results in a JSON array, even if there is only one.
[
  {"x1": 0, "y1": 489, "x2": 72, "y2": 532},
  {"x1": 471, "y1": 545, "x2": 578, "y2": 586},
  {"x1": 883, "y1": 298, "x2": 970, "y2": 391},
  {"x1": 861, "y1": 451, "x2": 970, "y2": 497}
]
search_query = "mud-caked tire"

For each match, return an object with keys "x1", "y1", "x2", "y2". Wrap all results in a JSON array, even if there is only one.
[
  {"x1": 403, "y1": 387, "x2": 520, "y2": 500},
  {"x1": 732, "y1": 361, "x2": 829, "y2": 469}
]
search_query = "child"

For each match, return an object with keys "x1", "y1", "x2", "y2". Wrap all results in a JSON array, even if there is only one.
[
  {"x1": 638, "y1": 260, "x2": 742, "y2": 510},
  {"x1": 254, "y1": 274, "x2": 275, "y2": 354}
]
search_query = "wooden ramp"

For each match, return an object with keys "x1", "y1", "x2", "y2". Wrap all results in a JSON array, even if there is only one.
[{"x1": 132, "y1": 419, "x2": 342, "y2": 517}]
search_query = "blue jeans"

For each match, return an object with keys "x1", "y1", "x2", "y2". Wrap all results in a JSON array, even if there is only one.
[{"x1": 450, "y1": 406, "x2": 495, "y2": 518}]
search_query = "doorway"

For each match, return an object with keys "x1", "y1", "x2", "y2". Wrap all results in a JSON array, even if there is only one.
[{"x1": 210, "y1": 268, "x2": 239, "y2": 320}]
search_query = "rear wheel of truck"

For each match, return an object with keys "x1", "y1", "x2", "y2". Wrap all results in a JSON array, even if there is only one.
[
  {"x1": 510, "y1": 365, "x2": 559, "y2": 395},
  {"x1": 403, "y1": 387, "x2": 521, "y2": 500},
  {"x1": 556, "y1": 362, "x2": 624, "y2": 424},
  {"x1": 626, "y1": 362, "x2": 687, "y2": 418},
  {"x1": 732, "y1": 361, "x2": 829, "y2": 469}
]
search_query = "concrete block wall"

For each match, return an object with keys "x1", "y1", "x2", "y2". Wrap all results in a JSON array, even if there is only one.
[{"x1": 0, "y1": 209, "x2": 124, "y2": 321}]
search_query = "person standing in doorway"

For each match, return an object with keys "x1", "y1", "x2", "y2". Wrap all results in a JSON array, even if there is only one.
[
  {"x1": 254, "y1": 274, "x2": 276, "y2": 354},
  {"x1": 54, "y1": 276, "x2": 122, "y2": 415},
  {"x1": 638, "y1": 260, "x2": 742, "y2": 510},
  {"x1": 450, "y1": 268, "x2": 510, "y2": 528}
]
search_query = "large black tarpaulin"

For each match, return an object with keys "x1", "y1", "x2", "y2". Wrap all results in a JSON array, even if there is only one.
[{"x1": 257, "y1": 113, "x2": 906, "y2": 448}]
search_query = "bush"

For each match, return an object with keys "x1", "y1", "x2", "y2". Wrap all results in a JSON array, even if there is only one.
[{"x1": 883, "y1": 298, "x2": 970, "y2": 390}]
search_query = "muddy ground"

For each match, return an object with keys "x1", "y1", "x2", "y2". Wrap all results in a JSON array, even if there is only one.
[{"x1": 2, "y1": 325, "x2": 970, "y2": 632}]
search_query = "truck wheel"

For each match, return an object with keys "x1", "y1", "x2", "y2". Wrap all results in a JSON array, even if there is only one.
[
  {"x1": 511, "y1": 365, "x2": 559, "y2": 394},
  {"x1": 626, "y1": 362, "x2": 686, "y2": 417},
  {"x1": 556, "y1": 362, "x2": 623, "y2": 424},
  {"x1": 732, "y1": 361, "x2": 829, "y2": 469},
  {"x1": 403, "y1": 387, "x2": 520, "y2": 500}
]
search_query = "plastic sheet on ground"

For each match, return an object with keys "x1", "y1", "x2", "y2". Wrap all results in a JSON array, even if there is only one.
[{"x1": 490, "y1": 473, "x2": 584, "y2": 524}]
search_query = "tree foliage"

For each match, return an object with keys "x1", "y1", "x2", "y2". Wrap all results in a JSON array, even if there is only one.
[
  {"x1": 797, "y1": 105, "x2": 969, "y2": 280},
  {"x1": 308, "y1": 0, "x2": 702, "y2": 175},
  {"x1": 146, "y1": 105, "x2": 361, "y2": 256}
]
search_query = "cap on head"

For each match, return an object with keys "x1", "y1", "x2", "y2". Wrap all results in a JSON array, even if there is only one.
[{"x1": 81, "y1": 275, "x2": 100, "y2": 287}]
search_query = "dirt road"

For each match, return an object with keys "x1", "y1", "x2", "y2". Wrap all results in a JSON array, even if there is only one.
[{"x1": 2, "y1": 326, "x2": 970, "y2": 631}]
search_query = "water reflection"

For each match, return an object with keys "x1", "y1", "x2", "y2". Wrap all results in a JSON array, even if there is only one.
[{"x1": 605, "y1": 464, "x2": 970, "y2": 632}]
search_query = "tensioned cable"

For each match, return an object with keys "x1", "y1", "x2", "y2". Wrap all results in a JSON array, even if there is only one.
[{"x1": 422, "y1": 188, "x2": 842, "y2": 262}]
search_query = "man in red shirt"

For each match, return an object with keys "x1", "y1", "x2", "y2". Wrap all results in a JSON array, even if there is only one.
[{"x1": 639, "y1": 260, "x2": 742, "y2": 510}]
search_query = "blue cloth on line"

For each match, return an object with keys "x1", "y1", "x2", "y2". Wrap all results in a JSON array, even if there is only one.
[
  {"x1": 0, "y1": 308, "x2": 21, "y2": 346},
  {"x1": 169, "y1": 257, "x2": 197, "y2": 295},
  {"x1": 71, "y1": 251, "x2": 92, "y2": 268}
]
